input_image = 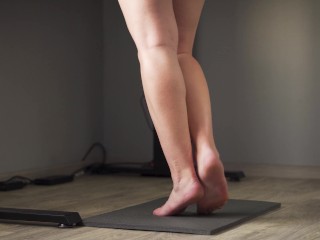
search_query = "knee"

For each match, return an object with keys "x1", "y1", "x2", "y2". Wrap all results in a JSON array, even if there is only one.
[
  {"x1": 177, "y1": 50, "x2": 193, "y2": 59},
  {"x1": 177, "y1": 48, "x2": 194, "y2": 62},
  {"x1": 177, "y1": 35, "x2": 194, "y2": 57},
  {"x1": 177, "y1": 46, "x2": 194, "y2": 60},
  {"x1": 136, "y1": 31, "x2": 178, "y2": 58}
]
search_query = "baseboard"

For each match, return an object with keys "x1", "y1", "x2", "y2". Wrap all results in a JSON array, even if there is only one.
[
  {"x1": 1, "y1": 161, "x2": 320, "y2": 181},
  {"x1": 224, "y1": 162, "x2": 320, "y2": 179}
]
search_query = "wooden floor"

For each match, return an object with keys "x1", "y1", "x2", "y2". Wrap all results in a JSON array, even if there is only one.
[{"x1": 0, "y1": 173, "x2": 320, "y2": 240}]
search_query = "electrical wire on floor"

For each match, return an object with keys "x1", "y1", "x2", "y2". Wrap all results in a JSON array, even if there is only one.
[
  {"x1": 1, "y1": 94, "x2": 153, "y2": 191},
  {"x1": 0, "y1": 142, "x2": 108, "y2": 191},
  {"x1": 0, "y1": 176, "x2": 33, "y2": 191},
  {"x1": 72, "y1": 142, "x2": 107, "y2": 177}
]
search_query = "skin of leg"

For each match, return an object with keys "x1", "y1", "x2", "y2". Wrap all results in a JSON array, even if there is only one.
[
  {"x1": 118, "y1": 0, "x2": 204, "y2": 216},
  {"x1": 173, "y1": 0, "x2": 229, "y2": 214}
]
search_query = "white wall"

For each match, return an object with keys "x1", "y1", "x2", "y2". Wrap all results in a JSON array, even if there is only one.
[
  {"x1": 102, "y1": 1, "x2": 154, "y2": 164},
  {"x1": 195, "y1": 0, "x2": 238, "y2": 165},
  {"x1": 197, "y1": 0, "x2": 320, "y2": 166},
  {"x1": 103, "y1": 0, "x2": 320, "y2": 166},
  {"x1": 0, "y1": 0, "x2": 104, "y2": 174},
  {"x1": 1, "y1": 0, "x2": 318, "y2": 176}
]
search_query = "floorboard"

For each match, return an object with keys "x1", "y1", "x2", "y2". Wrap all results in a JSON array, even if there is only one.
[{"x1": 1, "y1": 173, "x2": 320, "y2": 240}]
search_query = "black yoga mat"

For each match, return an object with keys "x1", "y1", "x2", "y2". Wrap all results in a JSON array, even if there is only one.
[{"x1": 83, "y1": 198, "x2": 281, "y2": 235}]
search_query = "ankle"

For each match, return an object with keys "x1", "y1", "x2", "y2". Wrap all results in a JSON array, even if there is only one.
[
  {"x1": 198, "y1": 146, "x2": 220, "y2": 162},
  {"x1": 173, "y1": 178, "x2": 205, "y2": 201},
  {"x1": 195, "y1": 141, "x2": 220, "y2": 158},
  {"x1": 172, "y1": 174, "x2": 201, "y2": 192},
  {"x1": 197, "y1": 150, "x2": 224, "y2": 178}
]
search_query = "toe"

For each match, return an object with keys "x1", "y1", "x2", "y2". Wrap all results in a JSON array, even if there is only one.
[{"x1": 153, "y1": 207, "x2": 164, "y2": 216}]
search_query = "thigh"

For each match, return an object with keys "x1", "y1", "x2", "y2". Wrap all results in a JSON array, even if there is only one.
[
  {"x1": 118, "y1": 0, "x2": 178, "y2": 51},
  {"x1": 173, "y1": 0, "x2": 205, "y2": 54}
]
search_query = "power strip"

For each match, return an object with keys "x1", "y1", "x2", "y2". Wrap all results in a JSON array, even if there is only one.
[
  {"x1": 33, "y1": 175, "x2": 74, "y2": 185},
  {"x1": 0, "y1": 181, "x2": 28, "y2": 191}
]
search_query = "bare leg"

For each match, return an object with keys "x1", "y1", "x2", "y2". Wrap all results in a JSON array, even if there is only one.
[
  {"x1": 118, "y1": 0, "x2": 204, "y2": 216},
  {"x1": 173, "y1": 0, "x2": 229, "y2": 214}
]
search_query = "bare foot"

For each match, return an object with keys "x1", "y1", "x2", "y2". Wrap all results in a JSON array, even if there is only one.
[
  {"x1": 196, "y1": 148, "x2": 229, "y2": 214},
  {"x1": 153, "y1": 178, "x2": 204, "y2": 216}
]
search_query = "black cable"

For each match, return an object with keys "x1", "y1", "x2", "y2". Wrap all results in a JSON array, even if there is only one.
[
  {"x1": 1, "y1": 142, "x2": 108, "y2": 190},
  {"x1": 3, "y1": 175, "x2": 33, "y2": 184},
  {"x1": 72, "y1": 142, "x2": 107, "y2": 177},
  {"x1": 0, "y1": 176, "x2": 33, "y2": 191},
  {"x1": 106, "y1": 162, "x2": 145, "y2": 166},
  {"x1": 34, "y1": 142, "x2": 107, "y2": 185},
  {"x1": 2, "y1": 93, "x2": 147, "y2": 188},
  {"x1": 139, "y1": 94, "x2": 154, "y2": 131},
  {"x1": 81, "y1": 142, "x2": 107, "y2": 164},
  {"x1": 76, "y1": 95, "x2": 152, "y2": 176}
]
